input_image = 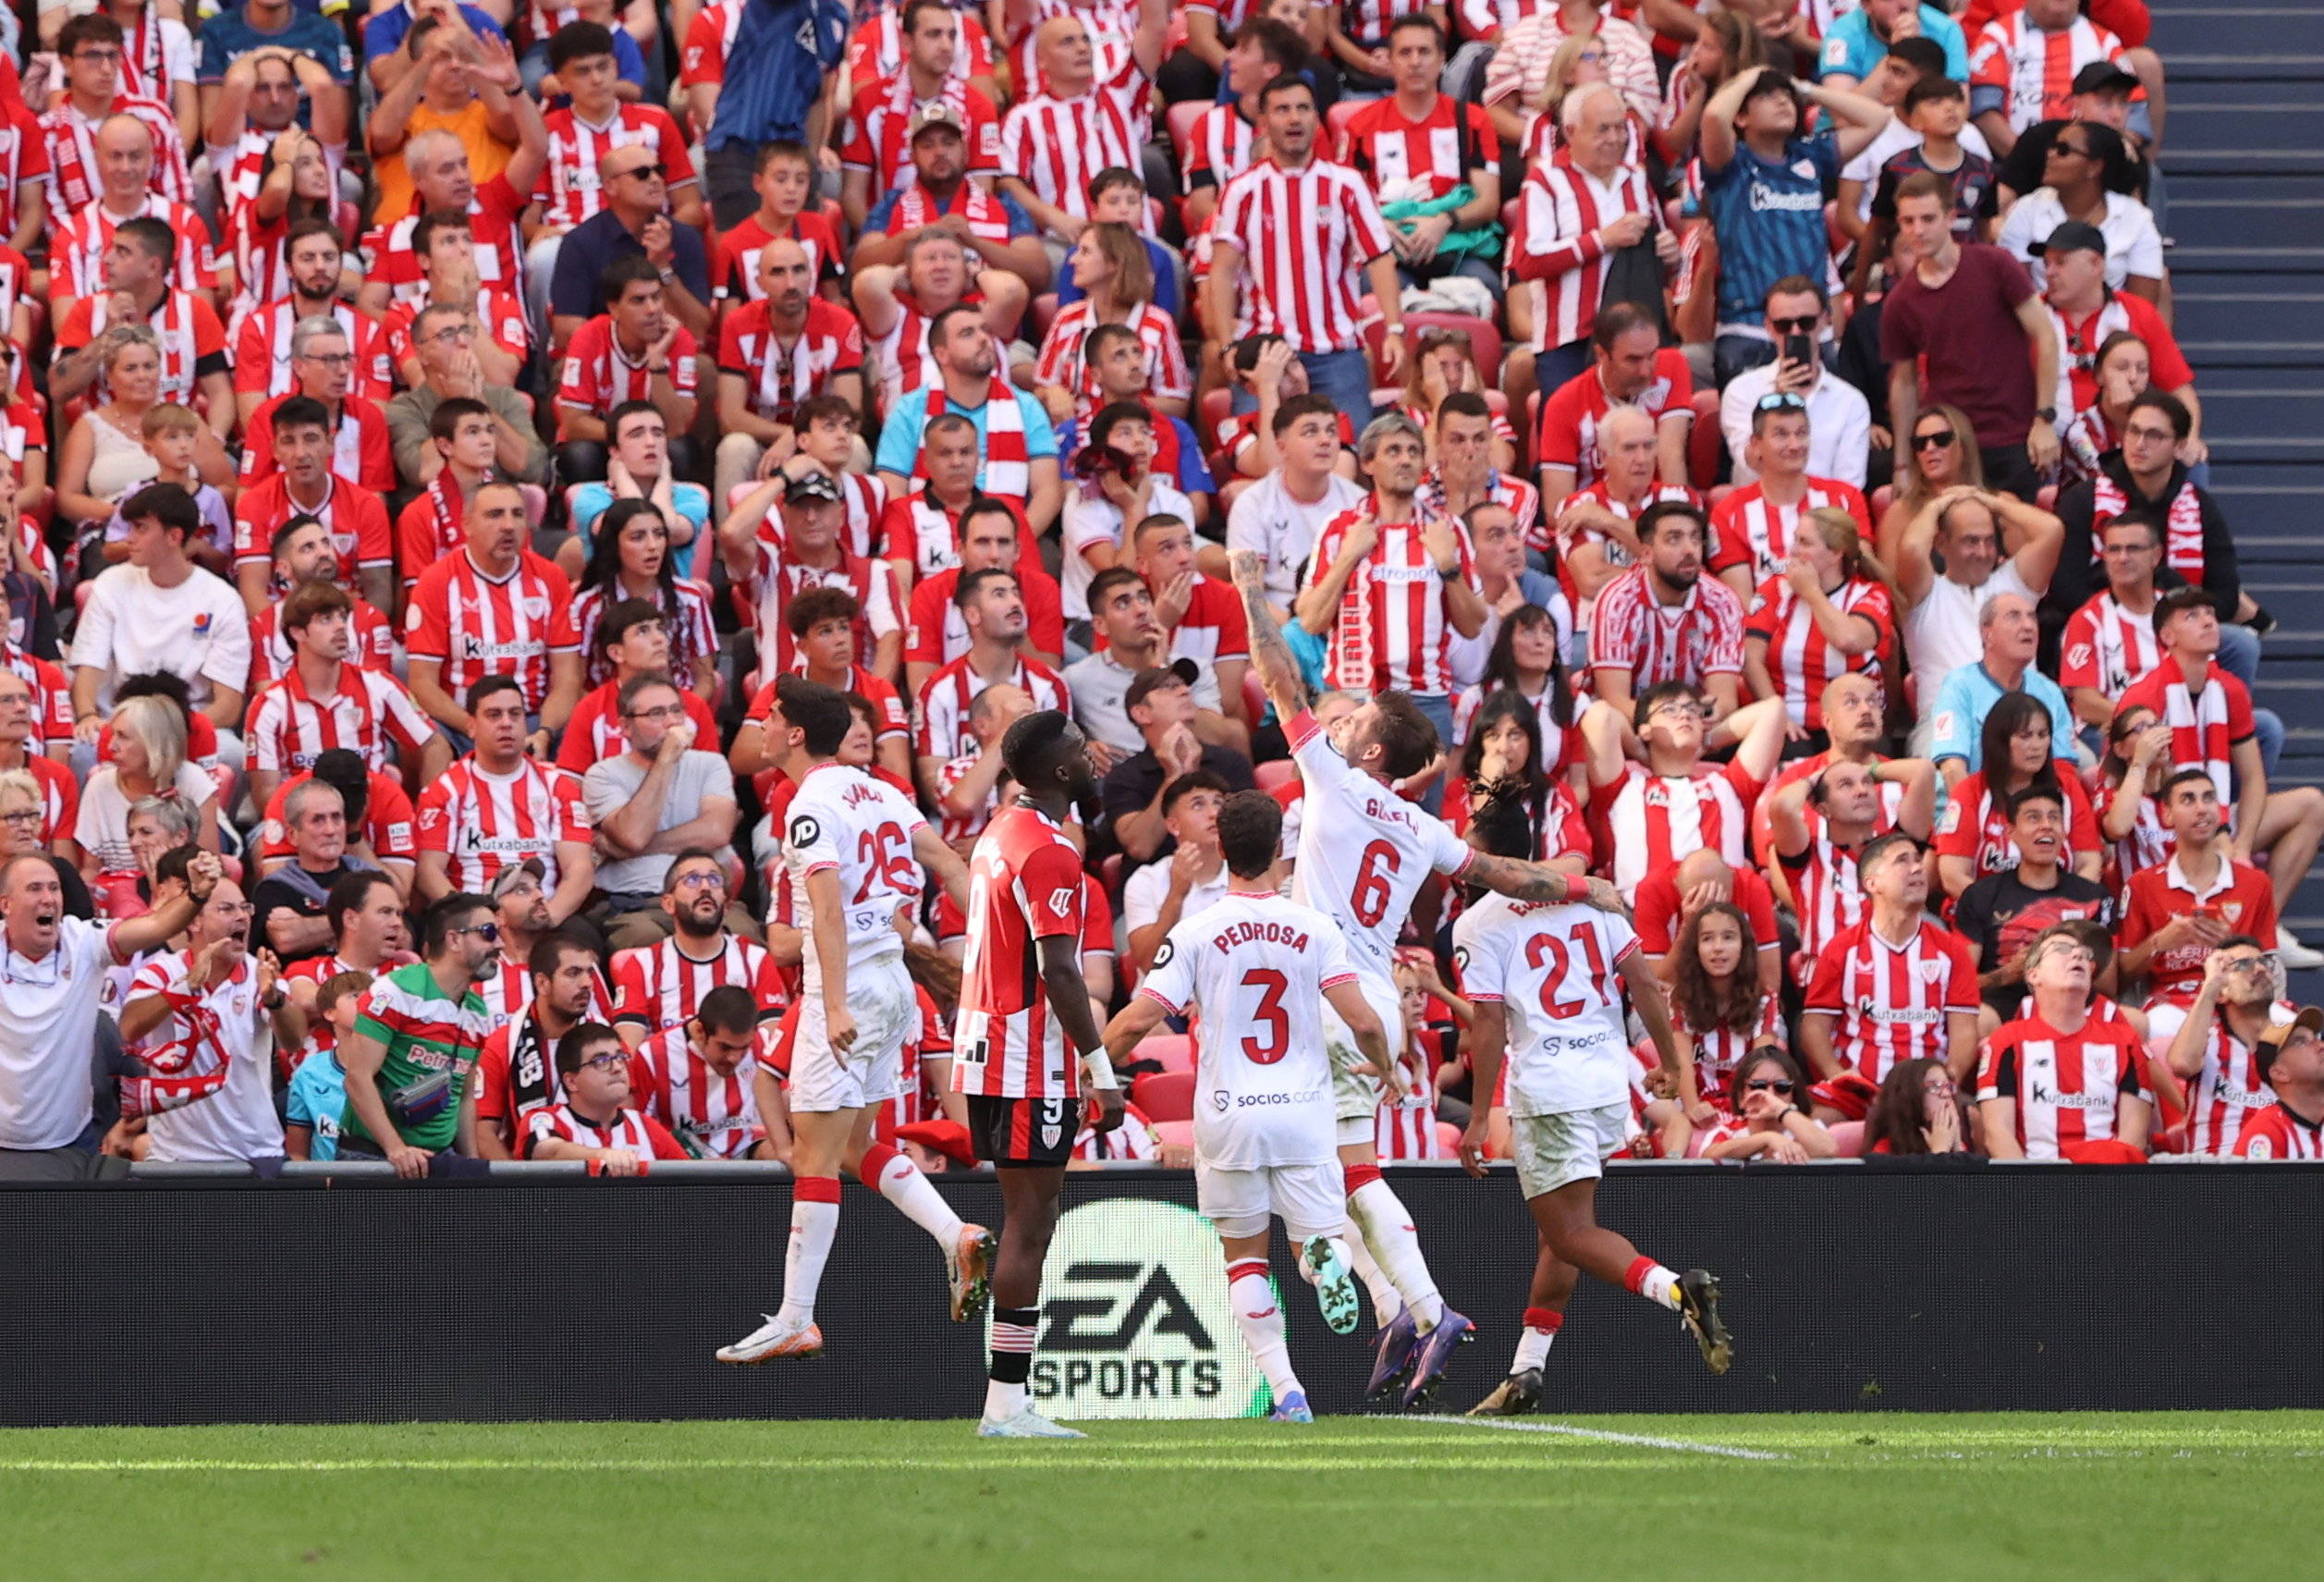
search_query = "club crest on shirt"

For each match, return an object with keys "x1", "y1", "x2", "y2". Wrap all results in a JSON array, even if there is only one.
[{"x1": 1917, "y1": 959, "x2": 1946, "y2": 984}]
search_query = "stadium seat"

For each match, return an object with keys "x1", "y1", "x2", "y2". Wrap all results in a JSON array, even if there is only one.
[
  {"x1": 1030, "y1": 293, "x2": 1059, "y2": 343},
  {"x1": 1217, "y1": 476, "x2": 1253, "y2": 516},
  {"x1": 1138, "y1": 1033, "x2": 1195, "y2": 1073},
  {"x1": 1255, "y1": 759, "x2": 1298, "y2": 792},
  {"x1": 1871, "y1": 484, "x2": 1893, "y2": 518},
  {"x1": 1153, "y1": 1119, "x2": 1194, "y2": 1150},
  {"x1": 1199, "y1": 386, "x2": 1234, "y2": 447},
  {"x1": 1688, "y1": 388, "x2": 1723, "y2": 490},
  {"x1": 1099, "y1": 852, "x2": 1125, "y2": 908},
  {"x1": 1434, "y1": 1121, "x2": 1462, "y2": 1156},
  {"x1": 1131, "y1": 1070, "x2": 1196, "y2": 1122},
  {"x1": 1165, "y1": 101, "x2": 1205, "y2": 163},
  {"x1": 1242, "y1": 668, "x2": 1266, "y2": 725},
  {"x1": 1325, "y1": 99, "x2": 1364, "y2": 153}
]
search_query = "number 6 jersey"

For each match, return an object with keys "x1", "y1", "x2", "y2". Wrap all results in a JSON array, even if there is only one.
[
  {"x1": 1137, "y1": 889, "x2": 1361, "y2": 1169},
  {"x1": 1453, "y1": 893, "x2": 1640, "y2": 1116}
]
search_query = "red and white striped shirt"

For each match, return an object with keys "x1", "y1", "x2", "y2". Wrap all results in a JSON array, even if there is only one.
[
  {"x1": 2059, "y1": 590, "x2": 2162, "y2": 705},
  {"x1": 715, "y1": 297, "x2": 864, "y2": 426},
  {"x1": 1743, "y1": 573, "x2": 1893, "y2": 730},
  {"x1": 246, "y1": 663, "x2": 435, "y2": 779},
  {"x1": 630, "y1": 1024, "x2": 769, "y2": 1159},
  {"x1": 1975, "y1": 1012, "x2": 2145, "y2": 1159},
  {"x1": 1303, "y1": 507, "x2": 1476, "y2": 697},
  {"x1": 416, "y1": 756, "x2": 593, "y2": 895},
  {"x1": 998, "y1": 88, "x2": 1140, "y2": 225},
  {"x1": 679, "y1": 0, "x2": 744, "y2": 86},
  {"x1": 1675, "y1": 994, "x2": 1785, "y2": 1108},
  {"x1": 475, "y1": 955, "x2": 615, "y2": 1035},
  {"x1": 1931, "y1": 768, "x2": 2104, "y2": 879},
  {"x1": 1777, "y1": 828, "x2": 1876, "y2": 982},
  {"x1": 1591, "y1": 757, "x2": 1765, "y2": 900},
  {"x1": 842, "y1": 73, "x2": 1002, "y2": 195},
  {"x1": 214, "y1": 128, "x2": 348, "y2": 242},
  {"x1": 0, "y1": 104, "x2": 52, "y2": 244},
  {"x1": 231, "y1": 300, "x2": 396, "y2": 404},
  {"x1": 246, "y1": 599, "x2": 396, "y2": 694},
  {"x1": 1030, "y1": 300, "x2": 1191, "y2": 417},
  {"x1": 1708, "y1": 479, "x2": 1874, "y2": 585},
  {"x1": 1804, "y1": 917, "x2": 1980, "y2": 1083},
  {"x1": 556, "y1": 317, "x2": 701, "y2": 434},
  {"x1": 1182, "y1": 103, "x2": 1258, "y2": 198},
  {"x1": 534, "y1": 104, "x2": 697, "y2": 230},
  {"x1": 404, "y1": 549, "x2": 581, "y2": 715},
  {"x1": 1547, "y1": 479, "x2": 1697, "y2": 586},
  {"x1": 741, "y1": 534, "x2": 904, "y2": 689},
  {"x1": 2182, "y1": 1012, "x2": 2283, "y2": 1158},
  {"x1": 1213, "y1": 157, "x2": 1395, "y2": 357},
  {"x1": 1587, "y1": 564, "x2": 1745, "y2": 689},
  {"x1": 847, "y1": 5, "x2": 996, "y2": 85},
  {"x1": 1971, "y1": 13, "x2": 2129, "y2": 133},
  {"x1": 914, "y1": 653, "x2": 1071, "y2": 762},
  {"x1": 1337, "y1": 93, "x2": 1497, "y2": 205},
  {"x1": 1513, "y1": 153, "x2": 1657, "y2": 352},
  {"x1": 38, "y1": 96, "x2": 190, "y2": 214},
  {"x1": 520, "y1": 1100, "x2": 686, "y2": 1162},
  {"x1": 569, "y1": 580, "x2": 719, "y2": 691},
  {"x1": 953, "y1": 803, "x2": 1088, "y2": 1099},
  {"x1": 614, "y1": 933, "x2": 787, "y2": 1040},
  {"x1": 231, "y1": 472, "x2": 395, "y2": 583},
  {"x1": 51, "y1": 195, "x2": 215, "y2": 308},
  {"x1": 1340, "y1": 0, "x2": 1432, "y2": 46},
  {"x1": 53, "y1": 289, "x2": 226, "y2": 409},
  {"x1": 1535, "y1": 350, "x2": 1694, "y2": 486},
  {"x1": 2232, "y1": 1102, "x2": 2324, "y2": 1160},
  {"x1": 2117, "y1": 659, "x2": 2253, "y2": 818},
  {"x1": 380, "y1": 288, "x2": 531, "y2": 373},
  {"x1": 359, "y1": 176, "x2": 526, "y2": 306}
]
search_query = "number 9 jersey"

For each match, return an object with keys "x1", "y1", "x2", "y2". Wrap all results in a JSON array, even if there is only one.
[
  {"x1": 1137, "y1": 889, "x2": 1362, "y2": 1170},
  {"x1": 1453, "y1": 893, "x2": 1641, "y2": 1116}
]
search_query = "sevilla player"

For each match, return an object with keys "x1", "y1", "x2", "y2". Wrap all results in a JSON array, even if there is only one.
[
  {"x1": 951, "y1": 710, "x2": 1126, "y2": 1439},
  {"x1": 1456, "y1": 789, "x2": 1732, "y2": 1414},
  {"x1": 716, "y1": 679, "x2": 981, "y2": 1366},
  {"x1": 1231, "y1": 546, "x2": 1626, "y2": 1404},
  {"x1": 1102, "y1": 791, "x2": 1399, "y2": 1424}
]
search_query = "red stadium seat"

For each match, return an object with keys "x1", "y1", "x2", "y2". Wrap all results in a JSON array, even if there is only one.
[
  {"x1": 1242, "y1": 668, "x2": 1266, "y2": 725},
  {"x1": 1131, "y1": 1070, "x2": 1196, "y2": 1122},
  {"x1": 1153, "y1": 1119, "x2": 1195, "y2": 1150},
  {"x1": 1199, "y1": 386, "x2": 1234, "y2": 446},
  {"x1": 1029, "y1": 292, "x2": 1059, "y2": 343},
  {"x1": 1099, "y1": 852, "x2": 1125, "y2": 908},
  {"x1": 1872, "y1": 484, "x2": 1894, "y2": 518},
  {"x1": 1367, "y1": 313, "x2": 1501, "y2": 387},
  {"x1": 1255, "y1": 758, "x2": 1298, "y2": 792},
  {"x1": 1325, "y1": 98, "x2": 1364, "y2": 154},
  {"x1": 1435, "y1": 1122, "x2": 1463, "y2": 1156},
  {"x1": 1166, "y1": 101, "x2": 1205, "y2": 162},
  {"x1": 1138, "y1": 1033, "x2": 1196, "y2": 1073},
  {"x1": 1688, "y1": 387, "x2": 1723, "y2": 490},
  {"x1": 1828, "y1": 1120, "x2": 1867, "y2": 1158}
]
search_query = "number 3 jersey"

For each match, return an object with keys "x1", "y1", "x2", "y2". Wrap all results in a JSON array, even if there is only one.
[
  {"x1": 1453, "y1": 893, "x2": 1640, "y2": 1116},
  {"x1": 782, "y1": 762, "x2": 929, "y2": 987},
  {"x1": 1285, "y1": 707, "x2": 1475, "y2": 990},
  {"x1": 1137, "y1": 889, "x2": 1360, "y2": 1170}
]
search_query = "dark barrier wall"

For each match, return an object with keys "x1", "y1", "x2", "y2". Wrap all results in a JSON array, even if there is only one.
[{"x1": 6, "y1": 1163, "x2": 2322, "y2": 1428}]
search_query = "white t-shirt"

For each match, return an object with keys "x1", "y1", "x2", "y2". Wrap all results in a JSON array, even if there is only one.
[
  {"x1": 75, "y1": 761, "x2": 217, "y2": 875},
  {"x1": 1059, "y1": 477, "x2": 1193, "y2": 620},
  {"x1": 1452, "y1": 892, "x2": 1641, "y2": 1115},
  {"x1": 131, "y1": 952, "x2": 286, "y2": 1164},
  {"x1": 1137, "y1": 889, "x2": 1360, "y2": 1169},
  {"x1": 1121, "y1": 854, "x2": 1231, "y2": 939},
  {"x1": 1066, "y1": 645, "x2": 1221, "y2": 751},
  {"x1": 1902, "y1": 559, "x2": 2036, "y2": 716},
  {"x1": 1997, "y1": 188, "x2": 2166, "y2": 291},
  {"x1": 1226, "y1": 469, "x2": 1367, "y2": 615},
  {"x1": 782, "y1": 761, "x2": 929, "y2": 984},
  {"x1": 0, "y1": 915, "x2": 118, "y2": 1150},
  {"x1": 69, "y1": 564, "x2": 251, "y2": 714},
  {"x1": 1285, "y1": 707, "x2": 1474, "y2": 990}
]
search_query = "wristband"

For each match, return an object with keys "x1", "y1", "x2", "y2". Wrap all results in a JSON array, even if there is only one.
[{"x1": 1081, "y1": 1049, "x2": 1120, "y2": 1091}]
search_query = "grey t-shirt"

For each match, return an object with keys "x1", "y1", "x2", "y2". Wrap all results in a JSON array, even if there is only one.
[{"x1": 582, "y1": 748, "x2": 736, "y2": 897}]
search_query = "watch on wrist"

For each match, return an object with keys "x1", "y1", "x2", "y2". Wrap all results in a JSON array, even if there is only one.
[{"x1": 2035, "y1": 407, "x2": 2057, "y2": 424}]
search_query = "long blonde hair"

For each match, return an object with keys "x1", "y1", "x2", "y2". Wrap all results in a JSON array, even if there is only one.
[
  {"x1": 1805, "y1": 506, "x2": 1900, "y2": 611},
  {"x1": 1893, "y1": 403, "x2": 1985, "y2": 520},
  {"x1": 110, "y1": 693, "x2": 187, "y2": 790}
]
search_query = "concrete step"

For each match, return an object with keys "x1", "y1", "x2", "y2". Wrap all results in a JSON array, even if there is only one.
[
  {"x1": 2163, "y1": 101, "x2": 2324, "y2": 154},
  {"x1": 2172, "y1": 288, "x2": 2324, "y2": 345},
  {"x1": 2195, "y1": 386, "x2": 2324, "y2": 437}
]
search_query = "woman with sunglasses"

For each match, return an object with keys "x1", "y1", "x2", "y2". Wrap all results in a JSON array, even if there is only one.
[
  {"x1": 1932, "y1": 691, "x2": 2103, "y2": 903},
  {"x1": 569, "y1": 498, "x2": 718, "y2": 699},
  {"x1": 1862, "y1": 1058, "x2": 1967, "y2": 1155},
  {"x1": 1694, "y1": 1050, "x2": 1833, "y2": 1160},
  {"x1": 1996, "y1": 123, "x2": 2164, "y2": 304},
  {"x1": 1875, "y1": 402, "x2": 1980, "y2": 565},
  {"x1": 1667, "y1": 900, "x2": 1783, "y2": 1118}
]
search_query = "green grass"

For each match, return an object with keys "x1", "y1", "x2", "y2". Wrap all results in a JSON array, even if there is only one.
[{"x1": 5, "y1": 1411, "x2": 2318, "y2": 1580}]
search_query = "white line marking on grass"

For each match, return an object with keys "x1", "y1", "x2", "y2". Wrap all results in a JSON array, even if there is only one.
[
  {"x1": 0, "y1": 1453, "x2": 1719, "y2": 1475},
  {"x1": 1405, "y1": 1416, "x2": 1790, "y2": 1461}
]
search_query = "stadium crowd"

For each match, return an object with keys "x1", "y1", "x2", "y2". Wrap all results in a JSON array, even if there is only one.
[{"x1": 1, "y1": 0, "x2": 2322, "y2": 1188}]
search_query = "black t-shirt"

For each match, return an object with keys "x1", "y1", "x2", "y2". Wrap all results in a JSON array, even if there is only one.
[
  {"x1": 1951, "y1": 865, "x2": 2114, "y2": 1011},
  {"x1": 251, "y1": 859, "x2": 362, "y2": 965},
  {"x1": 1996, "y1": 119, "x2": 2152, "y2": 205},
  {"x1": 1099, "y1": 743, "x2": 1256, "y2": 868}
]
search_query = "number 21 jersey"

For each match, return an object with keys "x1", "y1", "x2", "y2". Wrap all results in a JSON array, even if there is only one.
[
  {"x1": 1286, "y1": 708, "x2": 1474, "y2": 987},
  {"x1": 1137, "y1": 889, "x2": 1360, "y2": 1169},
  {"x1": 1454, "y1": 893, "x2": 1640, "y2": 1115}
]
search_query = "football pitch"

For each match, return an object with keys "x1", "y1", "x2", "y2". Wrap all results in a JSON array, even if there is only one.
[{"x1": 5, "y1": 1410, "x2": 2317, "y2": 1580}]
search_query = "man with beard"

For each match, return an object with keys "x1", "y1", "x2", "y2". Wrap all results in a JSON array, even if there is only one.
[
  {"x1": 472, "y1": 927, "x2": 605, "y2": 1159},
  {"x1": 1585, "y1": 502, "x2": 1745, "y2": 725},
  {"x1": 232, "y1": 220, "x2": 391, "y2": 421},
  {"x1": 336, "y1": 889, "x2": 503, "y2": 1176},
  {"x1": 610, "y1": 850, "x2": 783, "y2": 1049},
  {"x1": 713, "y1": 238, "x2": 867, "y2": 512},
  {"x1": 874, "y1": 305, "x2": 1060, "y2": 533},
  {"x1": 584, "y1": 672, "x2": 739, "y2": 948},
  {"x1": 118, "y1": 876, "x2": 302, "y2": 1164}
]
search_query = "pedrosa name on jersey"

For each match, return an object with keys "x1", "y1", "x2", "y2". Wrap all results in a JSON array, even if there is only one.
[{"x1": 1205, "y1": 919, "x2": 1313, "y2": 955}]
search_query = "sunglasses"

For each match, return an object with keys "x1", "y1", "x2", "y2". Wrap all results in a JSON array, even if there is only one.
[
  {"x1": 1769, "y1": 315, "x2": 1819, "y2": 335},
  {"x1": 617, "y1": 162, "x2": 667, "y2": 180},
  {"x1": 454, "y1": 920, "x2": 504, "y2": 942},
  {"x1": 1911, "y1": 430, "x2": 1957, "y2": 451},
  {"x1": 1746, "y1": 1078, "x2": 1795, "y2": 1094},
  {"x1": 1755, "y1": 391, "x2": 1806, "y2": 412}
]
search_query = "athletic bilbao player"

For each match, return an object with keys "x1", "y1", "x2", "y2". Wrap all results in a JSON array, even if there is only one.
[
  {"x1": 716, "y1": 680, "x2": 983, "y2": 1365},
  {"x1": 1102, "y1": 791, "x2": 1401, "y2": 1423},
  {"x1": 953, "y1": 710, "x2": 1126, "y2": 1439},
  {"x1": 1229, "y1": 548, "x2": 1627, "y2": 1405},
  {"x1": 1455, "y1": 789, "x2": 1733, "y2": 1414}
]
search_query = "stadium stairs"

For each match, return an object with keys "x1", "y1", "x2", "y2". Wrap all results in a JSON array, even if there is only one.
[{"x1": 2151, "y1": 0, "x2": 2324, "y2": 975}]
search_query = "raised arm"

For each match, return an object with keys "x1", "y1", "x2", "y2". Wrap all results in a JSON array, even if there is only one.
[{"x1": 1228, "y1": 546, "x2": 1309, "y2": 724}]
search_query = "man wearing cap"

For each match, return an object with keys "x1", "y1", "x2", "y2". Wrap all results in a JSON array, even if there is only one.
[
  {"x1": 717, "y1": 468, "x2": 908, "y2": 693},
  {"x1": 839, "y1": 0, "x2": 1003, "y2": 224},
  {"x1": 2032, "y1": 219, "x2": 2199, "y2": 462},
  {"x1": 1101, "y1": 664, "x2": 1257, "y2": 865},
  {"x1": 853, "y1": 112, "x2": 1049, "y2": 294},
  {"x1": 2234, "y1": 1007, "x2": 2324, "y2": 1160},
  {"x1": 251, "y1": 779, "x2": 377, "y2": 968},
  {"x1": 1995, "y1": 60, "x2": 2155, "y2": 210},
  {"x1": 1975, "y1": 924, "x2": 2149, "y2": 1160}
]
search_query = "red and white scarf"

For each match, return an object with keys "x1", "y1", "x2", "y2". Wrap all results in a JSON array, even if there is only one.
[
  {"x1": 2092, "y1": 472, "x2": 2206, "y2": 581},
  {"x1": 917, "y1": 380, "x2": 1029, "y2": 504}
]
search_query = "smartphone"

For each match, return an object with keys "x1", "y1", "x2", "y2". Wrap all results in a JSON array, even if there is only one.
[{"x1": 1782, "y1": 332, "x2": 1814, "y2": 371}]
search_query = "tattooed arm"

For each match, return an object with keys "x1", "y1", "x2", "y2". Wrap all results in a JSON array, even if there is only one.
[
  {"x1": 1461, "y1": 853, "x2": 1629, "y2": 914},
  {"x1": 1228, "y1": 547, "x2": 1311, "y2": 724}
]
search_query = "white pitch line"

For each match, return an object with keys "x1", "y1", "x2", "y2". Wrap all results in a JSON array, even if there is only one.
[{"x1": 1405, "y1": 1415, "x2": 1790, "y2": 1461}]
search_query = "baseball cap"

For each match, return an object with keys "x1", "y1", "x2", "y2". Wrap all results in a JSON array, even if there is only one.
[
  {"x1": 783, "y1": 470, "x2": 845, "y2": 505},
  {"x1": 1124, "y1": 659, "x2": 1201, "y2": 714},
  {"x1": 2032, "y1": 219, "x2": 2108, "y2": 261},
  {"x1": 908, "y1": 102, "x2": 965, "y2": 141},
  {"x1": 490, "y1": 856, "x2": 549, "y2": 899},
  {"x1": 2256, "y1": 1005, "x2": 2322, "y2": 1080},
  {"x1": 2072, "y1": 60, "x2": 2139, "y2": 96}
]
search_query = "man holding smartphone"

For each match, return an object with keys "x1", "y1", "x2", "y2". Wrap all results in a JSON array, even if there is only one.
[{"x1": 1718, "y1": 276, "x2": 1873, "y2": 489}]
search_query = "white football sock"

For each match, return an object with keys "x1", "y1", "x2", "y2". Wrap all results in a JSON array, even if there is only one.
[
  {"x1": 984, "y1": 1380, "x2": 1027, "y2": 1420},
  {"x1": 1512, "y1": 1326, "x2": 1556, "y2": 1372},
  {"x1": 1229, "y1": 1261, "x2": 1302, "y2": 1403},
  {"x1": 1349, "y1": 1179, "x2": 1444, "y2": 1331},
  {"x1": 870, "y1": 1149, "x2": 964, "y2": 1245},
  {"x1": 775, "y1": 1195, "x2": 839, "y2": 1327}
]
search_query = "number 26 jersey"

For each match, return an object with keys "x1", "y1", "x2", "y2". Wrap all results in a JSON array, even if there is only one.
[
  {"x1": 783, "y1": 762, "x2": 929, "y2": 974},
  {"x1": 1453, "y1": 893, "x2": 1640, "y2": 1116}
]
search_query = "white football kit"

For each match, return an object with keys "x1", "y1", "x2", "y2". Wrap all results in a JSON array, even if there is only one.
[
  {"x1": 782, "y1": 762, "x2": 927, "y2": 1112},
  {"x1": 1138, "y1": 889, "x2": 1362, "y2": 1238}
]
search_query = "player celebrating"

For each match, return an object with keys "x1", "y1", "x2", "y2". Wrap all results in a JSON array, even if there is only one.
[
  {"x1": 1457, "y1": 788, "x2": 1733, "y2": 1415},
  {"x1": 1102, "y1": 791, "x2": 1401, "y2": 1423},
  {"x1": 954, "y1": 710, "x2": 1126, "y2": 1440},
  {"x1": 1229, "y1": 547, "x2": 1627, "y2": 1406},
  {"x1": 716, "y1": 679, "x2": 984, "y2": 1365}
]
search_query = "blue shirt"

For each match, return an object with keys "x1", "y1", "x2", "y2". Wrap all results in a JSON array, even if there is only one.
[
  {"x1": 200, "y1": 6, "x2": 356, "y2": 82},
  {"x1": 1700, "y1": 130, "x2": 1842, "y2": 329},
  {"x1": 875, "y1": 386, "x2": 1059, "y2": 480},
  {"x1": 1057, "y1": 236, "x2": 1185, "y2": 323},
  {"x1": 567, "y1": 483, "x2": 713, "y2": 580},
  {"x1": 1928, "y1": 663, "x2": 2078, "y2": 773},
  {"x1": 1057, "y1": 413, "x2": 1216, "y2": 498},
  {"x1": 362, "y1": 2, "x2": 508, "y2": 61},
  {"x1": 286, "y1": 1049, "x2": 349, "y2": 1162},
  {"x1": 548, "y1": 207, "x2": 714, "y2": 321},
  {"x1": 1818, "y1": 6, "x2": 1970, "y2": 83}
]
